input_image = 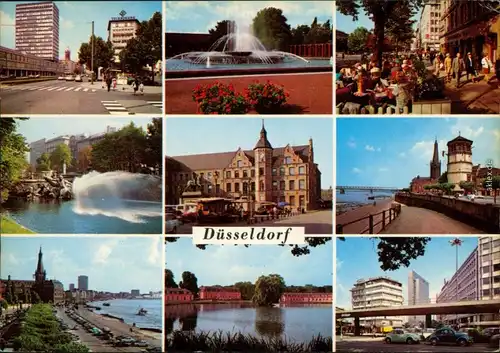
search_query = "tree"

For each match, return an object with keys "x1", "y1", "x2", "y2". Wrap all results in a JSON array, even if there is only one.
[
  {"x1": 385, "y1": 5, "x2": 416, "y2": 55},
  {"x1": 77, "y1": 146, "x2": 92, "y2": 172},
  {"x1": 290, "y1": 24, "x2": 311, "y2": 45},
  {"x1": 165, "y1": 237, "x2": 332, "y2": 257},
  {"x1": 483, "y1": 175, "x2": 500, "y2": 203},
  {"x1": 253, "y1": 274, "x2": 286, "y2": 306},
  {"x1": 179, "y1": 271, "x2": 199, "y2": 297},
  {"x1": 31, "y1": 290, "x2": 41, "y2": 304},
  {"x1": 208, "y1": 20, "x2": 236, "y2": 45},
  {"x1": 120, "y1": 12, "x2": 162, "y2": 79},
  {"x1": 165, "y1": 269, "x2": 178, "y2": 288},
  {"x1": 459, "y1": 181, "x2": 475, "y2": 194},
  {"x1": 50, "y1": 144, "x2": 72, "y2": 173},
  {"x1": 304, "y1": 18, "x2": 332, "y2": 44},
  {"x1": 347, "y1": 27, "x2": 370, "y2": 53},
  {"x1": 441, "y1": 182, "x2": 455, "y2": 195},
  {"x1": 337, "y1": 0, "x2": 423, "y2": 67},
  {"x1": 0, "y1": 118, "x2": 29, "y2": 202},
  {"x1": 338, "y1": 237, "x2": 431, "y2": 271},
  {"x1": 78, "y1": 35, "x2": 114, "y2": 75},
  {"x1": 234, "y1": 281, "x2": 255, "y2": 300},
  {"x1": 36, "y1": 152, "x2": 52, "y2": 172},
  {"x1": 438, "y1": 172, "x2": 448, "y2": 184},
  {"x1": 144, "y1": 118, "x2": 162, "y2": 174},
  {"x1": 251, "y1": 7, "x2": 292, "y2": 51}
]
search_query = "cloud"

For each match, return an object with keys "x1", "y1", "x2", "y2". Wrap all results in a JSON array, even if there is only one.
[
  {"x1": 365, "y1": 145, "x2": 375, "y2": 152},
  {"x1": 347, "y1": 138, "x2": 356, "y2": 148},
  {"x1": 450, "y1": 122, "x2": 484, "y2": 140},
  {"x1": 352, "y1": 167, "x2": 361, "y2": 174},
  {"x1": 148, "y1": 236, "x2": 161, "y2": 265},
  {"x1": 92, "y1": 239, "x2": 120, "y2": 265}
]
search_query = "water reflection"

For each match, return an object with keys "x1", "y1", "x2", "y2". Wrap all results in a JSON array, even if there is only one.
[{"x1": 254, "y1": 307, "x2": 284, "y2": 337}]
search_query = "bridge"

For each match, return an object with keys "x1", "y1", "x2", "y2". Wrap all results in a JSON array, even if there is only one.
[
  {"x1": 336, "y1": 186, "x2": 400, "y2": 192},
  {"x1": 336, "y1": 299, "x2": 500, "y2": 335}
]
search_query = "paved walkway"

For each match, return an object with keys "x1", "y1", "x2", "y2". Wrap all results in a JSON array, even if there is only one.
[
  {"x1": 336, "y1": 200, "x2": 395, "y2": 234},
  {"x1": 443, "y1": 79, "x2": 500, "y2": 114},
  {"x1": 165, "y1": 72, "x2": 333, "y2": 114},
  {"x1": 381, "y1": 204, "x2": 484, "y2": 234},
  {"x1": 79, "y1": 81, "x2": 163, "y2": 94}
]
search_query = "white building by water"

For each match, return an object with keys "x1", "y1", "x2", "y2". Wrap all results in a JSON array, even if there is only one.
[{"x1": 407, "y1": 270, "x2": 430, "y2": 325}]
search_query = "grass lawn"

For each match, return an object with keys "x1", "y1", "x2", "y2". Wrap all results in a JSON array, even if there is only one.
[{"x1": 0, "y1": 215, "x2": 35, "y2": 234}]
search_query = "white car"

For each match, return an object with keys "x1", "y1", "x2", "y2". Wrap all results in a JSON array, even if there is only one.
[
  {"x1": 65, "y1": 75, "x2": 74, "y2": 81},
  {"x1": 166, "y1": 213, "x2": 181, "y2": 234},
  {"x1": 75, "y1": 75, "x2": 82, "y2": 82},
  {"x1": 58, "y1": 76, "x2": 64, "y2": 80}
]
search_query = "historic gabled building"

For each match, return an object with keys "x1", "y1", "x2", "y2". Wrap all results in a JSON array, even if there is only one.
[
  {"x1": 410, "y1": 138, "x2": 441, "y2": 193},
  {"x1": 1, "y1": 247, "x2": 64, "y2": 304},
  {"x1": 165, "y1": 122, "x2": 322, "y2": 210},
  {"x1": 165, "y1": 288, "x2": 194, "y2": 303}
]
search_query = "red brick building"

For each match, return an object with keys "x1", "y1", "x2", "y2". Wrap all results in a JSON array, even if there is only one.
[
  {"x1": 199, "y1": 286, "x2": 241, "y2": 301},
  {"x1": 280, "y1": 292, "x2": 333, "y2": 304},
  {"x1": 410, "y1": 139, "x2": 441, "y2": 193},
  {"x1": 0, "y1": 281, "x2": 4, "y2": 300},
  {"x1": 165, "y1": 288, "x2": 193, "y2": 303},
  {"x1": 472, "y1": 165, "x2": 500, "y2": 196}
]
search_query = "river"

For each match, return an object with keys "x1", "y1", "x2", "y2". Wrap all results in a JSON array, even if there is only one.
[
  {"x1": 165, "y1": 303, "x2": 332, "y2": 343},
  {"x1": 91, "y1": 299, "x2": 162, "y2": 329},
  {"x1": 336, "y1": 190, "x2": 395, "y2": 205},
  {"x1": 1, "y1": 198, "x2": 162, "y2": 234}
]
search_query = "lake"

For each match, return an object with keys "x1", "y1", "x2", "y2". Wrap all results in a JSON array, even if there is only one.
[
  {"x1": 165, "y1": 303, "x2": 332, "y2": 343},
  {"x1": 1, "y1": 198, "x2": 162, "y2": 234},
  {"x1": 92, "y1": 299, "x2": 162, "y2": 329}
]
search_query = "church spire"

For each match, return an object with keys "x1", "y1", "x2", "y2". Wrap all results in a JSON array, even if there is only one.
[
  {"x1": 430, "y1": 138, "x2": 441, "y2": 180},
  {"x1": 432, "y1": 138, "x2": 439, "y2": 163},
  {"x1": 254, "y1": 120, "x2": 273, "y2": 150},
  {"x1": 35, "y1": 246, "x2": 46, "y2": 282}
]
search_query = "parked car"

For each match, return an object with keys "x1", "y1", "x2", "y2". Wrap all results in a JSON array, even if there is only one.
[
  {"x1": 459, "y1": 327, "x2": 489, "y2": 343},
  {"x1": 483, "y1": 327, "x2": 500, "y2": 339},
  {"x1": 385, "y1": 329, "x2": 421, "y2": 344},
  {"x1": 166, "y1": 213, "x2": 181, "y2": 234},
  {"x1": 489, "y1": 334, "x2": 500, "y2": 348},
  {"x1": 75, "y1": 75, "x2": 82, "y2": 82},
  {"x1": 427, "y1": 328, "x2": 472, "y2": 346},
  {"x1": 65, "y1": 75, "x2": 74, "y2": 81}
]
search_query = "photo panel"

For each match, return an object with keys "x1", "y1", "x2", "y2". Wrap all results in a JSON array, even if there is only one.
[
  {"x1": 0, "y1": 235, "x2": 164, "y2": 352},
  {"x1": 165, "y1": 1, "x2": 333, "y2": 115},
  {"x1": 0, "y1": 1, "x2": 163, "y2": 116},
  {"x1": 336, "y1": 117, "x2": 500, "y2": 235},
  {"x1": 0, "y1": 116, "x2": 162, "y2": 235},
  {"x1": 336, "y1": 236, "x2": 500, "y2": 352},
  {"x1": 165, "y1": 117, "x2": 334, "y2": 236},
  {"x1": 165, "y1": 236, "x2": 334, "y2": 352},
  {"x1": 335, "y1": 2, "x2": 500, "y2": 115}
]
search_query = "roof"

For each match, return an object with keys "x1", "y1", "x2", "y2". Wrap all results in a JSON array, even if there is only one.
[
  {"x1": 107, "y1": 17, "x2": 140, "y2": 31},
  {"x1": 168, "y1": 145, "x2": 310, "y2": 172},
  {"x1": 447, "y1": 136, "x2": 473, "y2": 145}
]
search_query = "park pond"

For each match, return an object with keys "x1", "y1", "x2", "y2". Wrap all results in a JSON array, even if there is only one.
[
  {"x1": 1, "y1": 198, "x2": 162, "y2": 234},
  {"x1": 165, "y1": 303, "x2": 332, "y2": 343}
]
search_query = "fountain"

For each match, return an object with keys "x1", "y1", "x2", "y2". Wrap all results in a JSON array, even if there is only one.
[{"x1": 166, "y1": 20, "x2": 314, "y2": 70}]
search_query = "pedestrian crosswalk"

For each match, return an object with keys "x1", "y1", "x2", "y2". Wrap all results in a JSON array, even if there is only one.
[
  {"x1": 0, "y1": 84, "x2": 97, "y2": 93},
  {"x1": 147, "y1": 101, "x2": 163, "y2": 110},
  {"x1": 100, "y1": 100, "x2": 163, "y2": 115}
]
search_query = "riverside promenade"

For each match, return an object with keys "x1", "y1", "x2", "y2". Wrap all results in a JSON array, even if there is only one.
[
  {"x1": 336, "y1": 199, "x2": 394, "y2": 234},
  {"x1": 165, "y1": 72, "x2": 333, "y2": 114}
]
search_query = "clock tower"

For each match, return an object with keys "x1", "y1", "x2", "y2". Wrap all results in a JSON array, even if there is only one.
[{"x1": 253, "y1": 120, "x2": 273, "y2": 204}]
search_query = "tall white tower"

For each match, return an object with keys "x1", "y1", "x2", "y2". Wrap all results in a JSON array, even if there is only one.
[{"x1": 446, "y1": 135, "x2": 473, "y2": 189}]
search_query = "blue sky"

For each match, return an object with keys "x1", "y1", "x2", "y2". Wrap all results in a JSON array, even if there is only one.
[
  {"x1": 0, "y1": 1, "x2": 161, "y2": 60},
  {"x1": 165, "y1": 118, "x2": 333, "y2": 188},
  {"x1": 166, "y1": 1, "x2": 333, "y2": 33},
  {"x1": 336, "y1": 7, "x2": 420, "y2": 34},
  {"x1": 336, "y1": 237, "x2": 480, "y2": 309},
  {"x1": 336, "y1": 118, "x2": 500, "y2": 188},
  {"x1": 13, "y1": 117, "x2": 152, "y2": 145},
  {"x1": 166, "y1": 237, "x2": 333, "y2": 286},
  {"x1": 1, "y1": 236, "x2": 162, "y2": 293}
]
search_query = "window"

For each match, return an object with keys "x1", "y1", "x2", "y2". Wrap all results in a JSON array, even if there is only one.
[
  {"x1": 482, "y1": 278, "x2": 491, "y2": 285},
  {"x1": 272, "y1": 168, "x2": 277, "y2": 176},
  {"x1": 289, "y1": 180, "x2": 295, "y2": 190},
  {"x1": 259, "y1": 167, "x2": 264, "y2": 176},
  {"x1": 272, "y1": 181, "x2": 278, "y2": 190},
  {"x1": 237, "y1": 160, "x2": 242, "y2": 168},
  {"x1": 251, "y1": 170, "x2": 255, "y2": 177},
  {"x1": 226, "y1": 183, "x2": 231, "y2": 192},
  {"x1": 279, "y1": 180, "x2": 285, "y2": 190},
  {"x1": 299, "y1": 180, "x2": 305, "y2": 190},
  {"x1": 289, "y1": 195, "x2": 295, "y2": 206},
  {"x1": 482, "y1": 289, "x2": 490, "y2": 297},
  {"x1": 243, "y1": 182, "x2": 248, "y2": 194},
  {"x1": 284, "y1": 156, "x2": 292, "y2": 164},
  {"x1": 235, "y1": 183, "x2": 240, "y2": 192},
  {"x1": 226, "y1": 171, "x2": 231, "y2": 178},
  {"x1": 260, "y1": 181, "x2": 265, "y2": 190},
  {"x1": 299, "y1": 195, "x2": 305, "y2": 207},
  {"x1": 289, "y1": 167, "x2": 295, "y2": 175},
  {"x1": 279, "y1": 167, "x2": 285, "y2": 176},
  {"x1": 235, "y1": 171, "x2": 239, "y2": 178},
  {"x1": 243, "y1": 170, "x2": 248, "y2": 178},
  {"x1": 251, "y1": 182, "x2": 255, "y2": 192},
  {"x1": 482, "y1": 266, "x2": 490, "y2": 273},
  {"x1": 299, "y1": 166, "x2": 305, "y2": 174},
  {"x1": 207, "y1": 185, "x2": 212, "y2": 193},
  {"x1": 215, "y1": 184, "x2": 220, "y2": 194}
]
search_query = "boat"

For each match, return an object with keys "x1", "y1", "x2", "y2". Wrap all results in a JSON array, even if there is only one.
[
  {"x1": 103, "y1": 303, "x2": 110, "y2": 306},
  {"x1": 136, "y1": 308, "x2": 147, "y2": 316}
]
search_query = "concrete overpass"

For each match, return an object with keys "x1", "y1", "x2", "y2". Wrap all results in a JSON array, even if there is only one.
[
  {"x1": 337, "y1": 186, "x2": 400, "y2": 192},
  {"x1": 336, "y1": 299, "x2": 500, "y2": 335}
]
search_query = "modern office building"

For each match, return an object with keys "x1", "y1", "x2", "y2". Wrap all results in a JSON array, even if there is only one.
[
  {"x1": 477, "y1": 236, "x2": 500, "y2": 325},
  {"x1": 78, "y1": 275, "x2": 89, "y2": 291},
  {"x1": 418, "y1": 0, "x2": 443, "y2": 51},
  {"x1": 29, "y1": 138, "x2": 48, "y2": 166},
  {"x1": 131, "y1": 289, "x2": 140, "y2": 297},
  {"x1": 351, "y1": 277, "x2": 405, "y2": 328},
  {"x1": 15, "y1": 1, "x2": 60, "y2": 61},
  {"x1": 407, "y1": 270, "x2": 430, "y2": 325},
  {"x1": 107, "y1": 15, "x2": 140, "y2": 63},
  {"x1": 69, "y1": 283, "x2": 75, "y2": 291}
]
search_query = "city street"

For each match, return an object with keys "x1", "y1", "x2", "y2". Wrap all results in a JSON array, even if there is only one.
[
  {"x1": 336, "y1": 338, "x2": 498, "y2": 352},
  {"x1": 174, "y1": 209, "x2": 333, "y2": 234},
  {"x1": 0, "y1": 80, "x2": 163, "y2": 115}
]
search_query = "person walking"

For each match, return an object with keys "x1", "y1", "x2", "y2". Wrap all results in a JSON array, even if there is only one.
[
  {"x1": 452, "y1": 52, "x2": 465, "y2": 88},
  {"x1": 444, "y1": 53, "x2": 453, "y2": 83},
  {"x1": 481, "y1": 53, "x2": 493, "y2": 82},
  {"x1": 133, "y1": 76, "x2": 139, "y2": 95},
  {"x1": 434, "y1": 56, "x2": 443, "y2": 77},
  {"x1": 465, "y1": 52, "x2": 478, "y2": 83},
  {"x1": 106, "y1": 74, "x2": 112, "y2": 92}
]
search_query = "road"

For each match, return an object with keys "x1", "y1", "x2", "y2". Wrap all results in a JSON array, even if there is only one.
[
  {"x1": 336, "y1": 338, "x2": 497, "y2": 352},
  {"x1": 173, "y1": 210, "x2": 333, "y2": 235},
  {"x1": 381, "y1": 204, "x2": 484, "y2": 234},
  {"x1": 0, "y1": 80, "x2": 162, "y2": 115},
  {"x1": 442, "y1": 195, "x2": 498, "y2": 205}
]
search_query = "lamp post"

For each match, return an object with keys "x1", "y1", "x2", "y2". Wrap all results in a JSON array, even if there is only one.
[
  {"x1": 90, "y1": 21, "x2": 95, "y2": 84},
  {"x1": 450, "y1": 237, "x2": 462, "y2": 327}
]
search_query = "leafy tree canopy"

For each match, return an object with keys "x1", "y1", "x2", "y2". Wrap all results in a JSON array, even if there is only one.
[{"x1": 78, "y1": 35, "x2": 114, "y2": 74}]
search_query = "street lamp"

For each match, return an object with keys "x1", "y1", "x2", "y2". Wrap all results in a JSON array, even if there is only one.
[{"x1": 450, "y1": 237, "x2": 462, "y2": 327}]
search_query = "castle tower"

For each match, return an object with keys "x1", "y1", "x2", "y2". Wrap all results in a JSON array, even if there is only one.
[
  {"x1": 430, "y1": 138, "x2": 441, "y2": 180},
  {"x1": 253, "y1": 120, "x2": 273, "y2": 204},
  {"x1": 446, "y1": 135, "x2": 473, "y2": 189},
  {"x1": 34, "y1": 246, "x2": 46, "y2": 283},
  {"x1": 64, "y1": 47, "x2": 70, "y2": 61}
]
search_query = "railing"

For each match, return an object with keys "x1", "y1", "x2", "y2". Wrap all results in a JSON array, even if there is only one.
[
  {"x1": 247, "y1": 210, "x2": 301, "y2": 224},
  {"x1": 336, "y1": 204, "x2": 402, "y2": 234}
]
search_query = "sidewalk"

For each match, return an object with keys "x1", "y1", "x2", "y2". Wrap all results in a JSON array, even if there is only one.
[{"x1": 78, "y1": 81, "x2": 162, "y2": 94}]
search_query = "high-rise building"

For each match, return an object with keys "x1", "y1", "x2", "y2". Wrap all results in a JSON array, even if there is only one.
[
  {"x1": 131, "y1": 289, "x2": 140, "y2": 296},
  {"x1": 15, "y1": 1, "x2": 60, "y2": 61},
  {"x1": 477, "y1": 237, "x2": 500, "y2": 324},
  {"x1": 30, "y1": 138, "x2": 47, "y2": 166},
  {"x1": 78, "y1": 275, "x2": 89, "y2": 291},
  {"x1": 107, "y1": 15, "x2": 140, "y2": 63},
  {"x1": 418, "y1": 0, "x2": 442, "y2": 51},
  {"x1": 407, "y1": 271, "x2": 430, "y2": 324},
  {"x1": 351, "y1": 277, "x2": 404, "y2": 327},
  {"x1": 69, "y1": 283, "x2": 75, "y2": 291}
]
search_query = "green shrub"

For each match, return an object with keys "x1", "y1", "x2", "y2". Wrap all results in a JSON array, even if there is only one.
[{"x1": 53, "y1": 342, "x2": 90, "y2": 353}]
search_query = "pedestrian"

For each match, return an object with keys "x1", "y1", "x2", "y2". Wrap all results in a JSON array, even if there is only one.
[
  {"x1": 434, "y1": 56, "x2": 443, "y2": 77},
  {"x1": 133, "y1": 77, "x2": 139, "y2": 95},
  {"x1": 465, "y1": 52, "x2": 478, "y2": 83},
  {"x1": 481, "y1": 53, "x2": 493, "y2": 82},
  {"x1": 452, "y1": 53, "x2": 465, "y2": 88},
  {"x1": 106, "y1": 75, "x2": 112, "y2": 92},
  {"x1": 444, "y1": 53, "x2": 453, "y2": 83},
  {"x1": 139, "y1": 81, "x2": 144, "y2": 95}
]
